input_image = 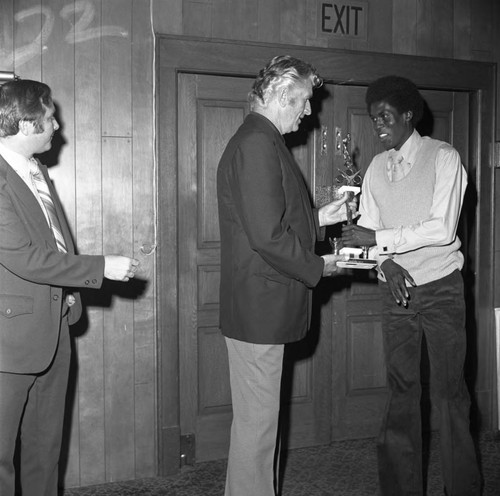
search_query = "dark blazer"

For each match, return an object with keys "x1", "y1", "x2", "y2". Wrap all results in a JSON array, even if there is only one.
[
  {"x1": 0, "y1": 154, "x2": 104, "y2": 374},
  {"x1": 217, "y1": 112, "x2": 324, "y2": 344}
]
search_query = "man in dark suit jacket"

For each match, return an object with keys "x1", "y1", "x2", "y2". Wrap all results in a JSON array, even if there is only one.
[
  {"x1": 217, "y1": 55, "x2": 351, "y2": 496},
  {"x1": 0, "y1": 79, "x2": 139, "y2": 496}
]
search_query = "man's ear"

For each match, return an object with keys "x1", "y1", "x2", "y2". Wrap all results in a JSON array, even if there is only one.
[
  {"x1": 18, "y1": 120, "x2": 33, "y2": 136},
  {"x1": 278, "y1": 87, "x2": 288, "y2": 107},
  {"x1": 405, "y1": 111, "x2": 413, "y2": 122}
]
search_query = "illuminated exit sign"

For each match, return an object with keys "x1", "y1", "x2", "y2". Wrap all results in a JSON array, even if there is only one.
[{"x1": 318, "y1": 1, "x2": 368, "y2": 40}]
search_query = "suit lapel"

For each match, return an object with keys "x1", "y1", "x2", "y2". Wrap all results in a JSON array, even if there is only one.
[
  {"x1": 0, "y1": 154, "x2": 74, "y2": 253},
  {"x1": 0, "y1": 155, "x2": 50, "y2": 233}
]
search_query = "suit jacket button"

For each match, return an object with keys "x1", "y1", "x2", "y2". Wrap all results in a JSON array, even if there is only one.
[
  {"x1": 85, "y1": 280, "x2": 90, "y2": 285},
  {"x1": 92, "y1": 279, "x2": 97, "y2": 284},
  {"x1": 6, "y1": 308, "x2": 11, "y2": 315},
  {"x1": 53, "y1": 295, "x2": 59, "y2": 301}
]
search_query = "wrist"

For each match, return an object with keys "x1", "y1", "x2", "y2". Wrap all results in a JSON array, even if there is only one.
[
  {"x1": 318, "y1": 207, "x2": 325, "y2": 227},
  {"x1": 380, "y1": 257, "x2": 393, "y2": 268}
]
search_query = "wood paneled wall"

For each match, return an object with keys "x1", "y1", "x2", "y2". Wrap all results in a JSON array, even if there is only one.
[
  {"x1": 0, "y1": 0, "x2": 499, "y2": 488},
  {"x1": 1, "y1": 0, "x2": 156, "y2": 488}
]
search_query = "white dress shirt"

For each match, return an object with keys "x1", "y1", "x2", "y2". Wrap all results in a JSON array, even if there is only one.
[
  {"x1": 0, "y1": 141, "x2": 52, "y2": 227},
  {"x1": 358, "y1": 130, "x2": 467, "y2": 259}
]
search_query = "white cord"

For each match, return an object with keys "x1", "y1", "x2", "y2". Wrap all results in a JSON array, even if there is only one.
[{"x1": 140, "y1": 0, "x2": 157, "y2": 256}]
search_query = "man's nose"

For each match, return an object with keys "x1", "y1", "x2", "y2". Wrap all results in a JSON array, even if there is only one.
[{"x1": 304, "y1": 101, "x2": 311, "y2": 115}]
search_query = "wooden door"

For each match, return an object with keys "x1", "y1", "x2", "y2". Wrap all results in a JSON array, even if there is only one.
[
  {"x1": 320, "y1": 84, "x2": 471, "y2": 439},
  {"x1": 158, "y1": 37, "x2": 495, "y2": 476},
  {"x1": 177, "y1": 73, "x2": 334, "y2": 462}
]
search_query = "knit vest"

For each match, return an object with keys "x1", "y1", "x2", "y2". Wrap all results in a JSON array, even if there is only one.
[{"x1": 369, "y1": 137, "x2": 464, "y2": 286}]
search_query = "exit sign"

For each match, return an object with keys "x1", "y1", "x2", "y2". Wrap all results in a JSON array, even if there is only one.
[{"x1": 318, "y1": 1, "x2": 368, "y2": 40}]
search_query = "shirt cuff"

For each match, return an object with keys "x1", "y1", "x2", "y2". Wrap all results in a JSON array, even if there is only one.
[
  {"x1": 375, "y1": 228, "x2": 395, "y2": 255},
  {"x1": 313, "y1": 208, "x2": 326, "y2": 241}
]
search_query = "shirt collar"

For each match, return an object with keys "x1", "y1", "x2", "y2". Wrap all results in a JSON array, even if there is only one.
[{"x1": 389, "y1": 129, "x2": 421, "y2": 165}]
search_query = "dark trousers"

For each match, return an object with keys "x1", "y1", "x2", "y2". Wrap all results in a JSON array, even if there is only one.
[
  {"x1": 377, "y1": 270, "x2": 480, "y2": 496},
  {"x1": 0, "y1": 316, "x2": 71, "y2": 496}
]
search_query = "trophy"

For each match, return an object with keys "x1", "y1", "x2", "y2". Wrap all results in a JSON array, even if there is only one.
[
  {"x1": 329, "y1": 133, "x2": 376, "y2": 269},
  {"x1": 315, "y1": 133, "x2": 360, "y2": 209}
]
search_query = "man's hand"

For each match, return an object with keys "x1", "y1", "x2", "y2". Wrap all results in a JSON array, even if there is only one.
[
  {"x1": 318, "y1": 193, "x2": 358, "y2": 227},
  {"x1": 341, "y1": 224, "x2": 376, "y2": 247},
  {"x1": 104, "y1": 255, "x2": 140, "y2": 281},
  {"x1": 321, "y1": 253, "x2": 349, "y2": 276},
  {"x1": 380, "y1": 258, "x2": 416, "y2": 307}
]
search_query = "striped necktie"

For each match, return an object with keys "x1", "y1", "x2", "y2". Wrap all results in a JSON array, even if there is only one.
[{"x1": 29, "y1": 159, "x2": 68, "y2": 253}]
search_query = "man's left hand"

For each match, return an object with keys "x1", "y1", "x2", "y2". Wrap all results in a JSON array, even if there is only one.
[{"x1": 380, "y1": 259, "x2": 416, "y2": 307}]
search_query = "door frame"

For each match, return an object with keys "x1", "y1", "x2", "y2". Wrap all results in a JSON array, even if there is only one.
[{"x1": 156, "y1": 35, "x2": 496, "y2": 476}]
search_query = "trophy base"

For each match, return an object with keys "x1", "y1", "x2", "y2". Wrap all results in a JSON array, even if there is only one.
[
  {"x1": 329, "y1": 242, "x2": 376, "y2": 270},
  {"x1": 337, "y1": 258, "x2": 377, "y2": 270}
]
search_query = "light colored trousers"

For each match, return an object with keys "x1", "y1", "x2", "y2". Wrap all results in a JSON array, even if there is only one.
[{"x1": 224, "y1": 337, "x2": 284, "y2": 496}]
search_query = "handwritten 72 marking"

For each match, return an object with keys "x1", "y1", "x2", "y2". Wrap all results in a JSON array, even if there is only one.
[{"x1": 1, "y1": 0, "x2": 128, "y2": 68}]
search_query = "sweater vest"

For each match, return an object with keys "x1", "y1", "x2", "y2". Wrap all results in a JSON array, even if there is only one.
[{"x1": 368, "y1": 137, "x2": 464, "y2": 286}]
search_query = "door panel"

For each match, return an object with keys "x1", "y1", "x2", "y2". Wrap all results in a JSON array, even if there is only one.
[{"x1": 178, "y1": 74, "x2": 249, "y2": 461}]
